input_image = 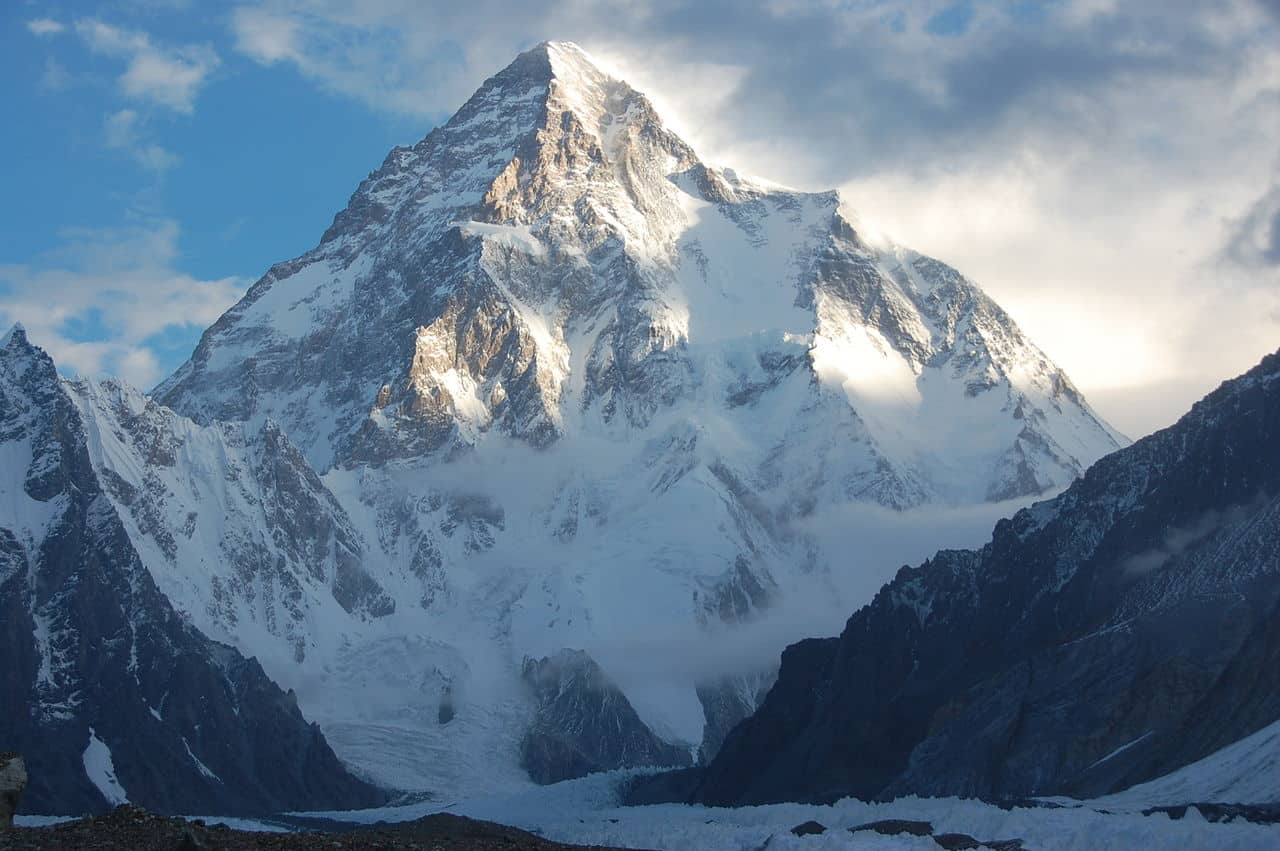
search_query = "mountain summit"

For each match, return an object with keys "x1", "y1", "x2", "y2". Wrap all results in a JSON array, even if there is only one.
[
  {"x1": 156, "y1": 40, "x2": 1121, "y2": 498},
  {"x1": 81, "y1": 42, "x2": 1123, "y2": 795}
]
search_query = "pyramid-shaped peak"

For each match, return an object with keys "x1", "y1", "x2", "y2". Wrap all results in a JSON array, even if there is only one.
[
  {"x1": 427, "y1": 37, "x2": 692, "y2": 170},
  {"x1": 0, "y1": 322, "x2": 28, "y2": 351},
  {"x1": 441, "y1": 38, "x2": 641, "y2": 137},
  {"x1": 513, "y1": 40, "x2": 609, "y2": 79},
  {"x1": 497, "y1": 39, "x2": 639, "y2": 119},
  {"x1": 543, "y1": 40, "x2": 608, "y2": 76},
  {"x1": 485, "y1": 39, "x2": 614, "y2": 94}
]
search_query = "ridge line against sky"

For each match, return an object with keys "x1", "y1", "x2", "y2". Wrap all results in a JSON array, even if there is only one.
[{"x1": 3, "y1": 0, "x2": 1279, "y2": 438}]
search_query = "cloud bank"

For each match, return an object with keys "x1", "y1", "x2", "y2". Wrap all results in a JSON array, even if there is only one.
[{"x1": 0, "y1": 220, "x2": 242, "y2": 388}]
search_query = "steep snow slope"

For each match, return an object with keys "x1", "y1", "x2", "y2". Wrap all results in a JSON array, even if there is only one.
[
  {"x1": 133, "y1": 42, "x2": 1122, "y2": 792},
  {"x1": 66, "y1": 379, "x2": 535, "y2": 796},
  {"x1": 1095, "y1": 717, "x2": 1280, "y2": 808}
]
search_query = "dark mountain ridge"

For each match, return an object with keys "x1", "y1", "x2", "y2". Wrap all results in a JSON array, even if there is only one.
[
  {"x1": 632, "y1": 347, "x2": 1280, "y2": 806},
  {"x1": 0, "y1": 327, "x2": 386, "y2": 815}
]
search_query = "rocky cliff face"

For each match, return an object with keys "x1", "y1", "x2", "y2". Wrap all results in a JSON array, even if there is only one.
[
  {"x1": 0, "y1": 327, "x2": 385, "y2": 815},
  {"x1": 667, "y1": 348, "x2": 1280, "y2": 806},
  {"x1": 519, "y1": 650, "x2": 691, "y2": 783}
]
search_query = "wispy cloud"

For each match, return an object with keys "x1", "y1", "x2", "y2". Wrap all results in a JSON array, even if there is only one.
[
  {"x1": 0, "y1": 220, "x2": 242, "y2": 388},
  {"x1": 1226, "y1": 178, "x2": 1280, "y2": 268},
  {"x1": 74, "y1": 18, "x2": 220, "y2": 114},
  {"x1": 27, "y1": 18, "x2": 66, "y2": 37},
  {"x1": 103, "y1": 109, "x2": 181, "y2": 172}
]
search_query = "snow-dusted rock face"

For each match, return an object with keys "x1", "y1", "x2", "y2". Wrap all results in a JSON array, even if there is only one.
[
  {"x1": 520, "y1": 650, "x2": 692, "y2": 783},
  {"x1": 671, "y1": 347, "x2": 1280, "y2": 807},
  {"x1": 128, "y1": 42, "x2": 1123, "y2": 793},
  {"x1": 0, "y1": 328, "x2": 384, "y2": 816},
  {"x1": 66, "y1": 377, "x2": 395, "y2": 667}
]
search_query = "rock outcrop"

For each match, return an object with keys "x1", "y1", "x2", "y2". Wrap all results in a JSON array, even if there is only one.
[
  {"x1": 520, "y1": 650, "x2": 690, "y2": 783},
  {"x1": 0, "y1": 753, "x2": 26, "y2": 829}
]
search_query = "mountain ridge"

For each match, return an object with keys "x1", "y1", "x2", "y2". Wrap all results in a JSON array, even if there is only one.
[{"x1": 0, "y1": 327, "x2": 386, "y2": 815}]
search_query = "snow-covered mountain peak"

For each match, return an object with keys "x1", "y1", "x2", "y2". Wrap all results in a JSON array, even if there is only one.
[
  {"x1": 480, "y1": 39, "x2": 682, "y2": 165},
  {"x1": 157, "y1": 41, "x2": 1121, "y2": 491},
  {"x1": 137, "y1": 45, "x2": 1130, "y2": 791}
]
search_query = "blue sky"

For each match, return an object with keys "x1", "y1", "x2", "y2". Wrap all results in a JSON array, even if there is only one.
[
  {"x1": 2, "y1": 2, "x2": 445, "y2": 386},
  {"x1": 3, "y1": 1, "x2": 1278, "y2": 436},
  {"x1": 2, "y1": 8, "x2": 435, "y2": 275}
]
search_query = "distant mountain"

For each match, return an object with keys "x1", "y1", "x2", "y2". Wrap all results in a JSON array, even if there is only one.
[
  {"x1": 0, "y1": 327, "x2": 385, "y2": 815},
  {"x1": 650, "y1": 348, "x2": 1280, "y2": 807}
]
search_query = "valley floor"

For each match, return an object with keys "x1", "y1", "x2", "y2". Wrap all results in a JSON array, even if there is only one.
[
  {"x1": 3, "y1": 806, "x2": 630, "y2": 850},
  {"x1": 13, "y1": 766, "x2": 1280, "y2": 850},
  {"x1": 299, "y1": 770, "x2": 1280, "y2": 850}
]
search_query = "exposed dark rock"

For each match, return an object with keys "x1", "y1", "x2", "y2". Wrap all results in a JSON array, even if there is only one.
[
  {"x1": 694, "y1": 669, "x2": 776, "y2": 762},
  {"x1": 930, "y1": 834, "x2": 1027, "y2": 851},
  {"x1": 0, "y1": 805, "x2": 645, "y2": 850},
  {"x1": 1142, "y1": 803, "x2": 1280, "y2": 824},
  {"x1": 519, "y1": 650, "x2": 690, "y2": 784},
  {"x1": 849, "y1": 819, "x2": 933, "y2": 836},
  {"x1": 438, "y1": 685, "x2": 456, "y2": 725},
  {"x1": 0, "y1": 754, "x2": 25, "y2": 830},
  {"x1": 789, "y1": 819, "x2": 826, "y2": 835}
]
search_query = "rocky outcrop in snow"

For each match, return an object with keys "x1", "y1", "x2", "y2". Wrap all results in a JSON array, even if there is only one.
[{"x1": 519, "y1": 650, "x2": 691, "y2": 783}]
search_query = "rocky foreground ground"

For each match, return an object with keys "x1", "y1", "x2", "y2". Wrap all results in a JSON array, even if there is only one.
[{"x1": 0, "y1": 806, "x2": 644, "y2": 850}]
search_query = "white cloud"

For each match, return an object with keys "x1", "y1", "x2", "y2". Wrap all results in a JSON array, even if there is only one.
[
  {"x1": 0, "y1": 220, "x2": 243, "y2": 389},
  {"x1": 223, "y1": 1, "x2": 1276, "y2": 435},
  {"x1": 74, "y1": 18, "x2": 220, "y2": 113},
  {"x1": 229, "y1": 1, "x2": 587, "y2": 116},
  {"x1": 27, "y1": 18, "x2": 66, "y2": 36},
  {"x1": 103, "y1": 109, "x2": 181, "y2": 172},
  {"x1": 232, "y1": 6, "x2": 302, "y2": 64}
]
